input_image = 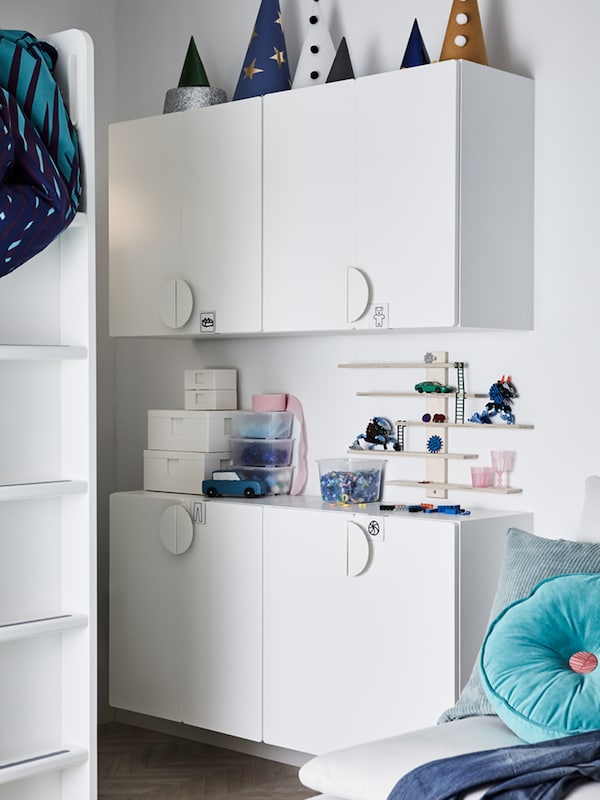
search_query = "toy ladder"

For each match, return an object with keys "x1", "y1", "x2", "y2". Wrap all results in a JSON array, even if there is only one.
[{"x1": 454, "y1": 362, "x2": 466, "y2": 424}]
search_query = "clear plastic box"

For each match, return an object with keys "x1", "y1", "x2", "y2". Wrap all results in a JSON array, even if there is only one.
[
  {"x1": 234, "y1": 465, "x2": 293, "y2": 495},
  {"x1": 318, "y1": 458, "x2": 385, "y2": 504},
  {"x1": 234, "y1": 411, "x2": 293, "y2": 439},
  {"x1": 230, "y1": 437, "x2": 293, "y2": 467}
]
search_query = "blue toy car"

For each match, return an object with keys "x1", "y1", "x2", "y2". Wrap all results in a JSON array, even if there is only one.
[{"x1": 202, "y1": 469, "x2": 267, "y2": 498}]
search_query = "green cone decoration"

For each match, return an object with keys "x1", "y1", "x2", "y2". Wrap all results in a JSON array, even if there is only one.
[
  {"x1": 163, "y1": 35, "x2": 227, "y2": 113},
  {"x1": 178, "y1": 36, "x2": 210, "y2": 87}
]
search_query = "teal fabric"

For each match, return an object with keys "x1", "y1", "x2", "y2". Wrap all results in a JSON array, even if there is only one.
[
  {"x1": 439, "y1": 528, "x2": 600, "y2": 724},
  {"x1": 480, "y1": 573, "x2": 600, "y2": 743}
]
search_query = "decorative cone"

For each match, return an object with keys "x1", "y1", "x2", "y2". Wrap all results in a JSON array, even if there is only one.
[
  {"x1": 163, "y1": 36, "x2": 227, "y2": 113},
  {"x1": 400, "y1": 19, "x2": 430, "y2": 68},
  {"x1": 292, "y1": 0, "x2": 336, "y2": 89},
  {"x1": 233, "y1": 0, "x2": 291, "y2": 101},
  {"x1": 326, "y1": 37, "x2": 354, "y2": 83},
  {"x1": 178, "y1": 36, "x2": 209, "y2": 87},
  {"x1": 439, "y1": 0, "x2": 488, "y2": 65}
]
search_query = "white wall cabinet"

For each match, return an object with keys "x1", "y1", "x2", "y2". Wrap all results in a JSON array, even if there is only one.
[
  {"x1": 109, "y1": 492, "x2": 263, "y2": 741},
  {"x1": 109, "y1": 97, "x2": 262, "y2": 336},
  {"x1": 110, "y1": 61, "x2": 533, "y2": 338},
  {"x1": 109, "y1": 492, "x2": 531, "y2": 755},
  {"x1": 263, "y1": 61, "x2": 534, "y2": 333},
  {"x1": 0, "y1": 30, "x2": 96, "y2": 800}
]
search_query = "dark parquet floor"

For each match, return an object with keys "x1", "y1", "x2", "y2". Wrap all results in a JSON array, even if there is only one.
[{"x1": 98, "y1": 722, "x2": 313, "y2": 800}]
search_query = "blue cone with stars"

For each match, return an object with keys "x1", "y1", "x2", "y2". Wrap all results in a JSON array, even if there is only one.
[{"x1": 233, "y1": 0, "x2": 291, "y2": 100}]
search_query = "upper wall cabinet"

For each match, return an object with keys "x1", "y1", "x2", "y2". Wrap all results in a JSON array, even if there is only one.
[
  {"x1": 109, "y1": 61, "x2": 533, "y2": 338},
  {"x1": 263, "y1": 60, "x2": 534, "y2": 333},
  {"x1": 109, "y1": 98, "x2": 263, "y2": 336}
]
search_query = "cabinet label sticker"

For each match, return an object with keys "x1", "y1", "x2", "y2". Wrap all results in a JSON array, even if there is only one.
[
  {"x1": 200, "y1": 311, "x2": 216, "y2": 333},
  {"x1": 369, "y1": 303, "x2": 389, "y2": 329}
]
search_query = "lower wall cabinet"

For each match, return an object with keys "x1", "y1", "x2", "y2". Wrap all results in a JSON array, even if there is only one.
[{"x1": 109, "y1": 492, "x2": 532, "y2": 755}]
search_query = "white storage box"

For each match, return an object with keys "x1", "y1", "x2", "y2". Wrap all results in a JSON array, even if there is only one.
[
  {"x1": 144, "y1": 450, "x2": 232, "y2": 493},
  {"x1": 184, "y1": 389, "x2": 237, "y2": 411},
  {"x1": 184, "y1": 368, "x2": 237, "y2": 391},
  {"x1": 147, "y1": 409, "x2": 239, "y2": 453}
]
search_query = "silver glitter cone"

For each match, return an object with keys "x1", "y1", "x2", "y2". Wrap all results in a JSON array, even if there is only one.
[{"x1": 163, "y1": 86, "x2": 227, "y2": 113}]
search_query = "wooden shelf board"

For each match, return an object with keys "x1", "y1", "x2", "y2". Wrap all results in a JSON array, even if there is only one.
[
  {"x1": 0, "y1": 613, "x2": 88, "y2": 644},
  {"x1": 395, "y1": 420, "x2": 534, "y2": 430},
  {"x1": 0, "y1": 745, "x2": 88, "y2": 785},
  {"x1": 386, "y1": 479, "x2": 522, "y2": 494},
  {"x1": 0, "y1": 345, "x2": 87, "y2": 361},
  {"x1": 357, "y1": 391, "x2": 486, "y2": 398},
  {"x1": 347, "y1": 449, "x2": 477, "y2": 460},
  {"x1": 339, "y1": 362, "x2": 467, "y2": 369},
  {"x1": 0, "y1": 480, "x2": 88, "y2": 502}
]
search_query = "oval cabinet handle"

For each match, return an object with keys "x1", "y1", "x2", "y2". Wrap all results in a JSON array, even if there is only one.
[
  {"x1": 346, "y1": 267, "x2": 370, "y2": 323},
  {"x1": 159, "y1": 504, "x2": 194, "y2": 555},
  {"x1": 159, "y1": 278, "x2": 194, "y2": 329},
  {"x1": 346, "y1": 521, "x2": 370, "y2": 577}
]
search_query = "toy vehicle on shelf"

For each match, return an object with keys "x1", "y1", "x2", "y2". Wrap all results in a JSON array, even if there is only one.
[
  {"x1": 415, "y1": 381, "x2": 454, "y2": 393},
  {"x1": 202, "y1": 470, "x2": 267, "y2": 498}
]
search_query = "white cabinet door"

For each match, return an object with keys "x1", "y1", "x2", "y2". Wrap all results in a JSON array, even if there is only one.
[
  {"x1": 181, "y1": 500, "x2": 263, "y2": 741},
  {"x1": 263, "y1": 508, "x2": 458, "y2": 754},
  {"x1": 354, "y1": 62, "x2": 533, "y2": 330},
  {"x1": 109, "y1": 492, "x2": 187, "y2": 721},
  {"x1": 109, "y1": 112, "x2": 184, "y2": 337},
  {"x1": 262, "y1": 80, "x2": 357, "y2": 333},
  {"x1": 109, "y1": 98, "x2": 262, "y2": 336},
  {"x1": 353, "y1": 66, "x2": 459, "y2": 329},
  {"x1": 181, "y1": 98, "x2": 262, "y2": 335},
  {"x1": 109, "y1": 493, "x2": 263, "y2": 740}
]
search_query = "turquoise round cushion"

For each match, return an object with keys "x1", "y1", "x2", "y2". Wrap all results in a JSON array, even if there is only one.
[{"x1": 480, "y1": 573, "x2": 600, "y2": 743}]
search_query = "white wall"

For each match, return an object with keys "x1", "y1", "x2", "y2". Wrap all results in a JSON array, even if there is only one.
[{"x1": 111, "y1": 0, "x2": 600, "y2": 532}]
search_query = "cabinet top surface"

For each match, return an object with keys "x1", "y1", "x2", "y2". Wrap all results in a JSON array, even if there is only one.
[
  {"x1": 110, "y1": 60, "x2": 533, "y2": 128},
  {"x1": 112, "y1": 490, "x2": 531, "y2": 523}
]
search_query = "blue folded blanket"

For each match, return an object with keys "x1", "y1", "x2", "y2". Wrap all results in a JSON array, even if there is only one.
[{"x1": 387, "y1": 729, "x2": 600, "y2": 800}]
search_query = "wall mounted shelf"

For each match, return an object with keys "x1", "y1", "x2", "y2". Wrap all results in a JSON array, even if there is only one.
[{"x1": 340, "y1": 352, "x2": 533, "y2": 498}]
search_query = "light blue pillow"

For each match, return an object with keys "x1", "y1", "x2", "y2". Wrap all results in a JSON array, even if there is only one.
[
  {"x1": 439, "y1": 528, "x2": 600, "y2": 724},
  {"x1": 480, "y1": 573, "x2": 600, "y2": 742}
]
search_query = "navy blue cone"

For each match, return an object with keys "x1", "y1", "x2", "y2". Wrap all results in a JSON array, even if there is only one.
[
  {"x1": 233, "y1": 0, "x2": 291, "y2": 101},
  {"x1": 400, "y1": 19, "x2": 430, "y2": 68}
]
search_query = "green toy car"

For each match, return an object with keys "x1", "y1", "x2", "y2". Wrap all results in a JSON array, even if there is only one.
[{"x1": 415, "y1": 381, "x2": 454, "y2": 393}]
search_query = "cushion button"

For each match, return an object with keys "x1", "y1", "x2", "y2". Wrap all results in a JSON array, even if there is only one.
[{"x1": 568, "y1": 651, "x2": 598, "y2": 674}]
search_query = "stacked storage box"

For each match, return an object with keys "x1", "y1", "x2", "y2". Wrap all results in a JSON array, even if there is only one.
[
  {"x1": 143, "y1": 369, "x2": 238, "y2": 493},
  {"x1": 230, "y1": 411, "x2": 294, "y2": 495}
]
